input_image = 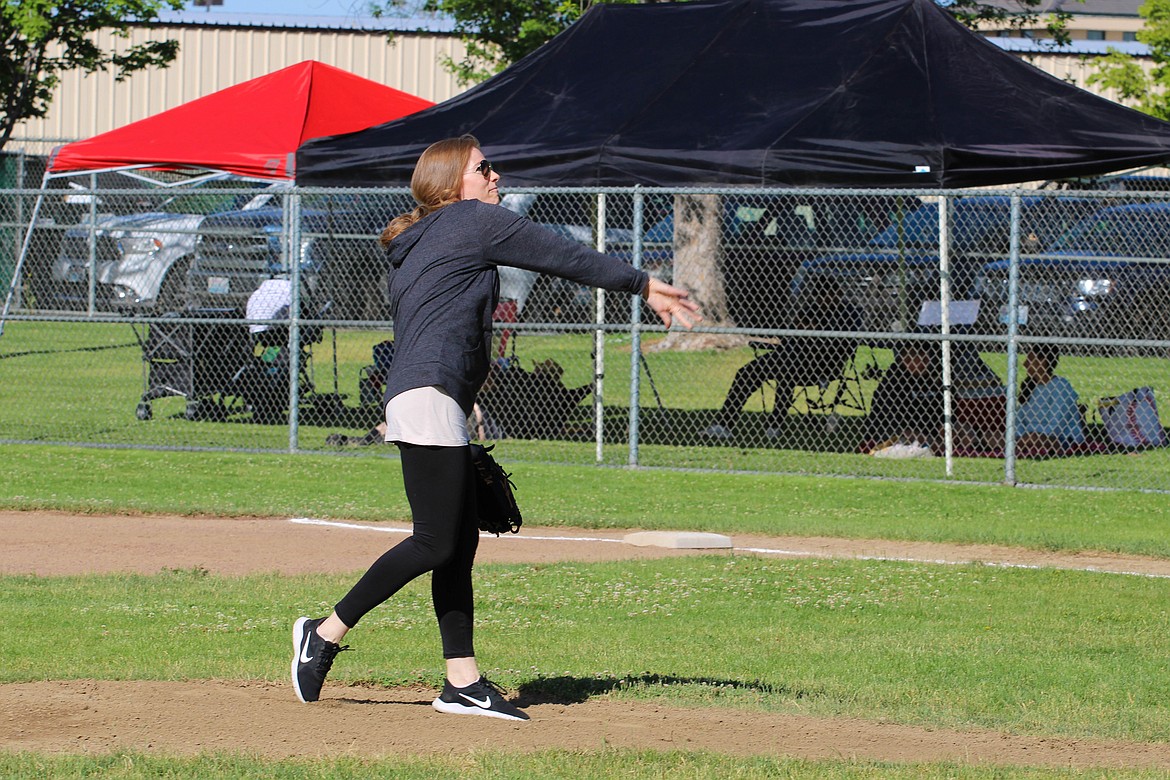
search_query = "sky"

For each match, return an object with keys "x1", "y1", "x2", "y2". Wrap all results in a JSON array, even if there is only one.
[{"x1": 184, "y1": 0, "x2": 389, "y2": 19}]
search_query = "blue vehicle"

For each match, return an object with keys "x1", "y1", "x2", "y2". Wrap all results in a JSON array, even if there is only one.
[
  {"x1": 791, "y1": 195, "x2": 1097, "y2": 333},
  {"x1": 499, "y1": 191, "x2": 900, "y2": 326},
  {"x1": 187, "y1": 190, "x2": 414, "y2": 321},
  {"x1": 975, "y1": 201, "x2": 1170, "y2": 345}
]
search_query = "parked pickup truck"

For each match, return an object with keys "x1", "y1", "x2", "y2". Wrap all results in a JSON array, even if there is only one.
[
  {"x1": 51, "y1": 181, "x2": 276, "y2": 312},
  {"x1": 186, "y1": 190, "x2": 413, "y2": 321},
  {"x1": 974, "y1": 201, "x2": 1170, "y2": 345},
  {"x1": 187, "y1": 190, "x2": 656, "y2": 325},
  {"x1": 790, "y1": 195, "x2": 1097, "y2": 333}
]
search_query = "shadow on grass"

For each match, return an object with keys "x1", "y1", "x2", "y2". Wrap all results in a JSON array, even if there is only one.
[
  {"x1": 161, "y1": 393, "x2": 382, "y2": 429},
  {"x1": 583, "y1": 406, "x2": 869, "y2": 454},
  {"x1": 515, "y1": 673, "x2": 810, "y2": 706}
]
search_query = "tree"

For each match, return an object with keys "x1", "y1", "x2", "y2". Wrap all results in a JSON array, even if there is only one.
[
  {"x1": 420, "y1": 0, "x2": 592, "y2": 85},
  {"x1": 1088, "y1": 0, "x2": 1170, "y2": 121},
  {"x1": 944, "y1": 0, "x2": 1074, "y2": 47},
  {"x1": 0, "y1": 0, "x2": 184, "y2": 152}
]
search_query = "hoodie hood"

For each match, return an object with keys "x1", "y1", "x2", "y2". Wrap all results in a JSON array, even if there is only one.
[{"x1": 385, "y1": 203, "x2": 452, "y2": 269}]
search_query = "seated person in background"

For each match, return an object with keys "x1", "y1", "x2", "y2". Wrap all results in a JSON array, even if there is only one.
[
  {"x1": 862, "y1": 340, "x2": 945, "y2": 452},
  {"x1": 950, "y1": 341, "x2": 1008, "y2": 452},
  {"x1": 1015, "y1": 343, "x2": 1085, "y2": 450},
  {"x1": 702, "y1": 278, "x2": 861, "y2": 439},
  {"x1": 475, "y1": 358, "x2": 592, "y2": 440}
]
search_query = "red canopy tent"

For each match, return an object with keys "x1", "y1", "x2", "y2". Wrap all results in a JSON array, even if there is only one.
[
  {"x1": 48, "y1": 60, "x2": 434, "y2": 180},
  {"x1": 1, "y1": 62, "x2": 432, "y2": 330}
]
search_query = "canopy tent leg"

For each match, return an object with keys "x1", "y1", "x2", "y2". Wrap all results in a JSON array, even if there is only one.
[{"x1": 0, "y1": 170, "x2": 51, "y2": 339}]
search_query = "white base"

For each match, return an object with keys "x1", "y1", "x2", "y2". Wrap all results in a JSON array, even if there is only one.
[{"x1": 622, "y1": 531, "x2": 733, "y2": 549}]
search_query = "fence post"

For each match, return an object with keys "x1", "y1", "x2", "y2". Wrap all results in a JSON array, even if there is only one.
[
  {"x1": 627, "y1": 188, "x2": 644, "y2": 467},
  {"x1": 595, "y1": 192, "x2": 607, "y2": 463},
  {"x1": 1003, "y1": 192, "x2": 1022, "y2": 484},
  {"x1": 287, "y1": 190, "x2": 302, "y2": 453},
  {"x1": 12, "y1": 154, "x2": 24, "y2": 298},
  {"x1": 1, "y1": 173, "x2": 49, "y2": 336},
  {"x1": 86, "y1": 172, "x2": 97, "y2": 315},
  {"x1": 939, "y1": 194, "x2": 954, "y2": 477}
]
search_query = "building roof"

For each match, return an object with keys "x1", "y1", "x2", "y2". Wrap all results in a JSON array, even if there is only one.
[
  {"x1": 988, "y1": 37, "x2": 1149, "y2": 55},
  {"x1": 153, "y1": 8, "x2": 456, "y2": 32},
  {"x1": 973, "y1": 0, "x2": 1142, "y2": 16}
]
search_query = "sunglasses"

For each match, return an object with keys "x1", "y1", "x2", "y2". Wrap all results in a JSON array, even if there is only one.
[{"x1": 467, "y1": 159, "x2": 494, "y2": 179}]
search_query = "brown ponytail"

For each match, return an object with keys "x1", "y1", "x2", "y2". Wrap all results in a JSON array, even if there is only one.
[{"x1": 379, "y1": 134, "x2": 481, "y2": 248}]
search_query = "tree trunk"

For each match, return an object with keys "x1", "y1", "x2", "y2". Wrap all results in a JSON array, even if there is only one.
[{"x1": 651, "y1": 193, "x2": 745, "y2": 352}]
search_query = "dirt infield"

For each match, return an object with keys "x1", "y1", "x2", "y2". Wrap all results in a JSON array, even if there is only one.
[{"x1": 3, "y1": 510, "x2": 1170, "y2": 769}]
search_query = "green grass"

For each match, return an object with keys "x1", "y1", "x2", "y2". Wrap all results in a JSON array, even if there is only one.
[
  {"x1": 5, "y1": 321, "x2": 1170, "y2": 777},
  {"x1": 3, "y1": 443, "x2": 1170, "y2": 557},
  {"x1": 3, "y1": 558, "x2": 1169, "y2": 742},
  {"x1": 3, "y1": 752, "x2": 1164, "y2": 779},
  {"x1": 2, "y1": 320, "x2": 1168, "y2": 490}
]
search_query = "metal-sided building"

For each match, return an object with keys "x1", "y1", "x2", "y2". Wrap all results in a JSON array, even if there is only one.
[{"x1": 12, "y1": 10, "x2": 468, "y2": 155}]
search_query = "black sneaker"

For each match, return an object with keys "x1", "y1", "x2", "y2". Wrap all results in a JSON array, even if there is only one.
[
  {"x1": 432, "y1": 677, "x2": 529, "y2": 721},
  {"x1": 291, "y1": 616, "x2": 348, "y2": 703}
]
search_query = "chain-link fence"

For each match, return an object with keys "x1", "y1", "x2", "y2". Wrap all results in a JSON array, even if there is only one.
[{"x1": 2, "y1": 181, "x2": 1168, "y2": 492}]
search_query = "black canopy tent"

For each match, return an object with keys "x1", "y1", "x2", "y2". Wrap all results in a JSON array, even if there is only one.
[{"x1": 297, "y1": 0, "x2": 1170, "y2": 189}]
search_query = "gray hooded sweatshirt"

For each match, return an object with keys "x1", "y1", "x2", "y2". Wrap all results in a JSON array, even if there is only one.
[{"x1": 383, "y1": 199, "x2": 649, "y2": 414}]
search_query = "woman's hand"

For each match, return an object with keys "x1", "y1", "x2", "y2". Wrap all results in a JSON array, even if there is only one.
[{"x1": 643, "y1": 277, "x2": 702, "y2": 330}]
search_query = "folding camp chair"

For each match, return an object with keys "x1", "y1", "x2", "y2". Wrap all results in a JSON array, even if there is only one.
[
  {"x1": 748, "y1": 339, "x2": 876, "y2": 418},
  {"x1": 792, "y1": 344, "x2": 877, "y2": 415},
  {"x1": 132, "y1": 308, "x2": 252, "y2": 421}
]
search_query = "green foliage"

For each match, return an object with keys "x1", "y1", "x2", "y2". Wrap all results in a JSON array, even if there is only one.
[
  {"x1": 418, "y1": 0, "x2": 640, "y2": 85},
  {"x1": 945, "y1": 0, "x2": 1074, "y2": 46},
  {"x1": 423, "y1": 0, "x2": 570, "y2": 84},
  {"x1": 1089, "y1": 0, "x2": 1170, "y2": 120},
  {"x1": 1088, "y1": 49, "x2": 1168, "y2": 117},
  {"x1": 1, "y1": 752, "x2": 1163, "y2": 779},
  {"x1": 0, "y1": 0, "x2": 184, "y2": 151}
]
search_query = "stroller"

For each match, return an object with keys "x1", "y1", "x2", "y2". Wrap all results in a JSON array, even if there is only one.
[
  {"x1": 233, "y1": 279, "x2": 334, "y2": 423},
  {"x1": 133, "y1": 308, "x2": 253, "y2": 421},
  {"x1": 133, "y1": 280, "x2": 332, "y2": 423}
]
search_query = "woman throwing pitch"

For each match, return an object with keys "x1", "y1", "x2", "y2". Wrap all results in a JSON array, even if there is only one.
[{"x1": 292, "y1": 135, "x2": 701, "y2": 720}]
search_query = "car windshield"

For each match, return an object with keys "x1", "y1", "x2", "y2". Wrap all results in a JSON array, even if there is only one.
[
  {"x1": 1048, "y1": 208, "x2": 1170, "y2": 257},
  {"x1": 159, "y1": 182, "x2": 274, "y2": 215},
  {"x1": 870, "y1": 197, "x2": 1088, "y2": 253}
]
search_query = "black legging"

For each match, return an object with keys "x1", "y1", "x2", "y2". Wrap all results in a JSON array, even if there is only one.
[
  {"x1": 717, "y1": 349, "x2": 798, "y2": 429},
  {"x1": 333, "y1": 443, "x2": 480, "y2": 659},
  {"x1": 716, "y1": 339, "x2": 851, "y2": 429}
]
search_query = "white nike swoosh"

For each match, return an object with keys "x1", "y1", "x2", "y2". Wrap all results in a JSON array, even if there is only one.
[
  {"x1": 459, "y1": 692, "x2": 492, "y2": 709},
  {"x1": 299, "y1": 632, "x2": 314, "y2": 664}
]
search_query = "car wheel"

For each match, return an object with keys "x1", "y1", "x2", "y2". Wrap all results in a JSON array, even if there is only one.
[
  {"x1": 1129, "y1": 283, "x2": 1170, "y2": 355},
  {"x1": 158, "y1": 258, "x2": 192, "y2": 313}
]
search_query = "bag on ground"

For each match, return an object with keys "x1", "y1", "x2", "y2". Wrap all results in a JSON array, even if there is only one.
[{"x1": 1098, "y1": 386, "x2": 1168, "y2": 448}]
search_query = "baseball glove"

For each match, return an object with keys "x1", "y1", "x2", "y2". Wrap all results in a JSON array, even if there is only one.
[{"x1": 469, "y1": 443, "x2": 522, "y2": 535}]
